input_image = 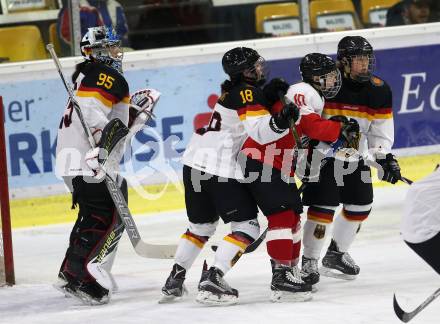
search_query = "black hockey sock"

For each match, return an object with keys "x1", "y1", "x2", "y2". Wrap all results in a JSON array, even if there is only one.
[{"x1": 405, "y1": 231, "x2": 440, "y2": 276}]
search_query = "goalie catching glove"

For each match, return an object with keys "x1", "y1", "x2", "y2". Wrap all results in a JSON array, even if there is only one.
[{"x1": 128, "y1": 88, "x2": 161, "y2": 130}]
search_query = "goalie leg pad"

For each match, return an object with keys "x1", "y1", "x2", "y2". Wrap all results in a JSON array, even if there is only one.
[{"x1": 61, "y1": 177, "x2": 125, "y2": 288}]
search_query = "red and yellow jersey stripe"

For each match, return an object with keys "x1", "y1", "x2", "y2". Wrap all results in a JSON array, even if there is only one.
[
  {"x1": 77, "y1": 85, "x2": 129, "y2": 109},
  {"x1": 323, "y1": 102, "x2": 392, "y2": 121},
  {"x1": 237, "y1": 104, "x2": 270, "y2": 121}
]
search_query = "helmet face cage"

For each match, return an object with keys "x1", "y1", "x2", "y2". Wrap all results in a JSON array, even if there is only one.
[
  {"x1": 300, "y1": 53, "x2": 340, "y2": 98},
  {"x1": 318, "y1": 69, "x2": 342, "y2": 99},
  {"x1": 346, "y1": 53, "x2": 375, "y2": 82},
  {"x1": 243, "y1": 56, "x2": 268, "y2": 83},
  {"x1": 81, "y1": 26, "x2": 123, "y2": 72}
]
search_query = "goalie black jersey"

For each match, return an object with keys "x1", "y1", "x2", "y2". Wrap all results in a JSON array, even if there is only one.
[
  {"x1": 182, "y1": 81, "x2": 288, "y2": 179},
  {"x1": 56, "y1": 61, "x2": 130, "y2": 177}
]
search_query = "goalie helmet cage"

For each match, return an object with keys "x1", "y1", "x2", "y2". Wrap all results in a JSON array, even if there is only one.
[{"x1": 0, "y1": 96, "x2": 15, "y2": 286}]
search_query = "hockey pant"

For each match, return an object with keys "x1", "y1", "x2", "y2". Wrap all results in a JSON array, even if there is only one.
[
  {"x1": 405, "y1": 232, "x2": 440, "y2": 275},
  {"x1": 60, "y1": 176, "x2": 127, "y2": 289}
]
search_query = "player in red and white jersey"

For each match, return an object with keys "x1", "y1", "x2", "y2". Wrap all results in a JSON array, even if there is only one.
[
  {"x1": 239, "y1": 53, "x2": 360, "y2": 301},
  {"x1": 301, "y1": 36, "x2": 402, "y2": 285},
  {"x1": 161, "y1": 47, "x2": 299, "y2": 305},
  {"x1": 401, "y1": 165, "x2": 440, "y2": 276}
]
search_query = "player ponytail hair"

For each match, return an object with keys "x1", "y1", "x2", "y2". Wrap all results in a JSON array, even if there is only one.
[{"x1": 72, "y1": 60, "x2": 92, "y2": 83}]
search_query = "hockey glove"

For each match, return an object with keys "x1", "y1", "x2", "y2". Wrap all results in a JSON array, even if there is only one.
[
  {"x1": 263, "y1": 78, "x2": 290, "y2": 106},
  {"x1": 329, "y1": 115, "x2": 360, "y2": 150},
  {"x1": 85, "y1": 118, "x2": 129, "y2": 180},
  {"x1": 270, "y1": 102, "x2": 300, "y2": 133},
  {"x1": 376, "y1": 153, "x2": 401, "y2": 184},
  {"x1": 128, "y1": 88, "x2": 161, "y2": 129}
]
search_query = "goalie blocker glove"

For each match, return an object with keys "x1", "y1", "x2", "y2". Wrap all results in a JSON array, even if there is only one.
[
  {"x1": 376, "y1": 153, "x2": 401, "y2": 184},
  {"x1": 85, "y1": 118, "x2": 129, "y2": 180}
]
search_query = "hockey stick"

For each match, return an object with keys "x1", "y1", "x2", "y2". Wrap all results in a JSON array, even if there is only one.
[
  {"x1": 46, "y1": 43, "x2": 176, "y2": 259},
  {"x1": 393, "y1": 288, "x2": 440, "y2": 322}
]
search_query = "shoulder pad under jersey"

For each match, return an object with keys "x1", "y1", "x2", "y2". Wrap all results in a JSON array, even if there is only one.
[
  {"x1": 80, "y1": 62, "x2": 129, "y2": 102},
  {"x1": 370, "y1": 75, "x2": 385, "y2": 87},
  {"x1": 222, "y1": 83, "x2": 267, "y2": 110}
]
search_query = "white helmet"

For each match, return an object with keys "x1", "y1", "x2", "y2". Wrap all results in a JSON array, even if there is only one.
[{"x1": 80, "y1": 26, "x2": 123, "y2": 73}]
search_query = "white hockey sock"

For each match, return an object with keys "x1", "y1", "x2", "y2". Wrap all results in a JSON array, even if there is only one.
[
  {"x1": 303, "y1": 205, "x2": 337, "y2": 260},
  {"x1": 303, "y1": 220, "x2": 332, "y2": 260},
  {"x1": 213, "y1": 234, "x2": 249, "y2": 274},
  {"x1": 332, "y1": 204, "x2": 371, "y2": 252},
  {"x1": 174, "y1": 232, "x2": 207, "y2": 270}
]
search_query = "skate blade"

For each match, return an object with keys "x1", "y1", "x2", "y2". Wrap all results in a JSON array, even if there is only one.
[
  {"x1": 74, "y1": 290, "x2": 110, "y2": 306},
  {"x1": 320, "y1": 267, "x2": 357, "y2": 280},
  {"x1": 158, "y1": 285, "x2": 188, "y2": 304},
  {"x1": 196, "y1": 290, "x2": 238, "y2": 306},
  {"x1": 53, "y1": 280, "x2": 72, "y2": 298},
  {"x1": 311, "y1": 285, "x2": 318, "y2": 293},
  {"x1": 158, "y1": 292, "x2": 185, "y2": 304},
  {"x1": 270, "y1": 290, "x2": 312, "y2": 303}
]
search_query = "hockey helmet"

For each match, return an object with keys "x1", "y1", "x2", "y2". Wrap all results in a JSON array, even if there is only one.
[
  {"x1": 80, "y1": 26, "x2": 123, "y2": 73},
  {"x1": 300, "y1": 53, "x2": 341, "y2": 99},
  {"x1": 337, "y1": 36, "x2": 375, "y2": 82},
  {"x1": 222, "y1": 47, "x2": 267, "y2": 84}
]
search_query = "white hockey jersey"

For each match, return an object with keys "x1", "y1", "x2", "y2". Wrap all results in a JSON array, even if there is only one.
[
  {"x1": 182, "y1": 81, "x2": 288, "y2": 179},
  {"x1": 55, "y1": 61, "x2": 129, "y2": 178},
  {"x1": 401, "y1": 167, "x2": 440, "y2": 243}
]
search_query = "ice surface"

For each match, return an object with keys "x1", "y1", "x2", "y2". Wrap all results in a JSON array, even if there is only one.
[{"x1": 1, "y1": 186, "x2": 439, "y2": 324}]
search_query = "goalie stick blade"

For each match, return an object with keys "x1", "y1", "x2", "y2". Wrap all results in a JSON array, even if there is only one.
[{"x1": 134, "y1": 241, "x2": 177, "y2": 259}]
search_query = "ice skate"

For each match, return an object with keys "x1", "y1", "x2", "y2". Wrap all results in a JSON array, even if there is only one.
[
  {"x1": 159, "y1": 263, "x2": 188, "y2": 304},
  {"x1": 196, "y1": 266, "x2": 238, "y2": 306},
  {"x1": 321, "y1": 239, "x2": 360, "y2": 280},
  {"x1": 270, "y1": 264, "x2": 312, "y2": 302},
  {"x1": 301, "y1": 256, "x2": 320, "y2": 291},
  {"x1": 53, "y1": 272, "x2": 73, "y2": 298},
  {"x1": 73, "y1": 281, "x2": 111, "y2": 305}
]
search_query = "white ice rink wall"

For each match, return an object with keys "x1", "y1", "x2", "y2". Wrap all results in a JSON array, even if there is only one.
[{"x1": 0, "y1": 23, "x2": 439, "y2": 196}]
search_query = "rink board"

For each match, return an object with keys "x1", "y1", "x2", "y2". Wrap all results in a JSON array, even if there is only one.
[{"x1": 0, "y1": 23, "x2": 439, "y2": 195}]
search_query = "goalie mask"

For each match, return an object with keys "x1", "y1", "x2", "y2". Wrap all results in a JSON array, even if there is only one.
[
  {"x1": 300, "y1": 53, "x2": 342, "y2": 99},
  {"x1": 222, "y1": 47, "x2": 268, "y2": 85},
  {"x1": 80, "y1": 26, "x2": 123, "y2": 73},
  {"x1": 337, "y1": 36, "x2": 375, "y2": 83}
]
